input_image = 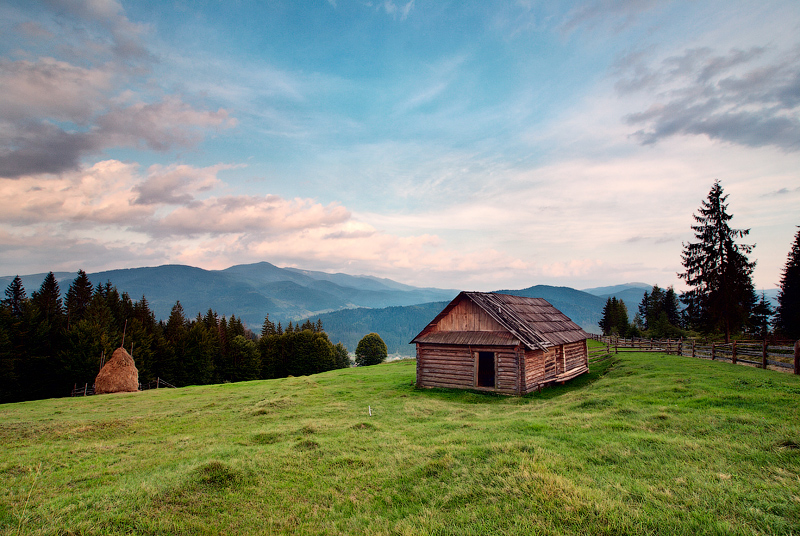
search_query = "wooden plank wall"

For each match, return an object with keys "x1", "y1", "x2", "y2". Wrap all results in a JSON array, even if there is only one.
[
  {"x1": 417, "y1": 346, "x2": 473, "y2": 388},
  {"x1": 417, "y1": 345, "x2": 519, "y2": 395},
  {"x1": 564, "y1": 341, "x2": 587, "y2": 370},
  {"x1": 433, "y1": 299, "x2": 504, "y2": 332},
  {"x1": 495, "y1": 350, "x2": 519, "y2": 394},
  {"x1": 523, "y1": 347, "x2": 559, "y2": 393}
]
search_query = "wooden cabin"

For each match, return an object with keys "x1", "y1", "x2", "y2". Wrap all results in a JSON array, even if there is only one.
[{"x1": 411, "y1": 292, "x2": 590, "y2": 395}]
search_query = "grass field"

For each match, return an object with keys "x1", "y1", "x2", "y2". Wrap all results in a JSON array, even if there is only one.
[{"x1": 1, "y1": 347, "x2": 799, "y2": 535}]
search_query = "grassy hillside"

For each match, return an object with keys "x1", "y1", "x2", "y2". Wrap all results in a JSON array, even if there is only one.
[{"x1": 1, "y1": 350, "x2": 799, "y2": 535}]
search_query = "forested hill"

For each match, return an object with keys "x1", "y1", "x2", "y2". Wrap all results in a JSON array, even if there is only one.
[{"x1": 308, "y1": 302, "x2": 450, "y2": 356}]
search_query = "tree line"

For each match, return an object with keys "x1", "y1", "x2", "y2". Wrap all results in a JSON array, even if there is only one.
[
  {"x1": 599, "y1": 181, "x2": 799, "y2": 342},
  {"x1": 0, "y1": 270, "x2": 350, "y2": 404}
]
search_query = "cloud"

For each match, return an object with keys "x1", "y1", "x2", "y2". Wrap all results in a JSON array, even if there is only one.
[
  {"x1": 155, "y1": 196, "x2": 350, "y2": 237},
  {"x1": 42, "y1": 0, "x2": 153, "y2": 61},
  {"x1": 0, "y1": 57, "x2": 115, "y2": 123},
  {"x1": 0, "y1": 90, "x2": 235, "y2": 178},
  {"x1": 0, "y1": 160, "x2": 151, "y2": 225},
  {"x1": 618, "y1": 45, "x2": 800, "y2": 151},
  {"x1": 561, "y1": 0, "x2": 663, "y2": 34},
  {"x1": 133, "y1": 163, "x2": 229, "y2": 206},
  {"x1": 0, "y1": 1, "x2": 233, "y2": 179},
  {"x1": 381, "y1": 0, "x2": 414, "y2": 21},
  {"x1": 95, "y1": 96, "x2": 236, "y2": 151},
  {"x1": 14, "y1": 21, "x2": 54, "y2": 40},
  {"x1": 0, "y1": 159, "x2": 540, "y2": 288}
]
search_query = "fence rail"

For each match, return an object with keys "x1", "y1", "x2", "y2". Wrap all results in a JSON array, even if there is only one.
[
  {"x1": 139, "y1": 377, "x2": 177, "y2": 390},
  {"x1": 71, "y1": 383, "x2": 95, "y2": 396},
  {"x1": 590, "y1": 335, "x2": 800, "y2": 374},
  {"x1": 70, "y1": 377, "x2": 175, "y2": 396}
]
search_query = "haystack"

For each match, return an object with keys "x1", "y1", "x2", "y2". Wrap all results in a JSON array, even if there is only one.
[{"x1": 94, "y1": 347, "x2": 139, "y2": 394}]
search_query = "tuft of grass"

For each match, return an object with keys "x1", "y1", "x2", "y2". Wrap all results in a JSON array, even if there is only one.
[
  {"x1": 295, "y1": 439, "x2": 319, "y2": 451},
  {"x1": 250, "y1": 432, "x2": 280, "y2": 445},
  {"x1": 193, "y1": 461, "x2": 242, "y2": 489}
]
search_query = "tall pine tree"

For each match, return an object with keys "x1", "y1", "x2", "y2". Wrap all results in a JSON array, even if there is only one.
[
  {"x1": 66, "y1": 270, "x2": 93, "y2": 328},
  {"x1": 679, "y1": 181, "x2": 756, "y2": 342},
  {"x1": 775, "y1": 227, "x2": 800, "y2": 339}
]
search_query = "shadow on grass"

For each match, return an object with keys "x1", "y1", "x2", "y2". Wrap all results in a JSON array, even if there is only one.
[{"x1": 413, "y1": 355, "x2": 620, "y2": 404}]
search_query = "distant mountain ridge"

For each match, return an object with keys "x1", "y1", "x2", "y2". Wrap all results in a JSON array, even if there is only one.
[{"x1": 0, "y1": 263, "x2": 459, "y2": 330}]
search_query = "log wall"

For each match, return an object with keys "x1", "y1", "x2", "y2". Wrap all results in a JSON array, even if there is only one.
[
  {"x1": 521, "y1": 342, "x2": 589, "y2": 393},
  {"x1": 522, "y1": 346, "x2": 559, "y2": 392},
  {"x1": 416, "y1": 344, "x2": 520, "y2": 395},
  {"x1": 494, "y1": 349, "x2": 519, "y2": 393},
  {"x1": 564, "y1": 341, "x2": 588, "y2": 370},
  {"x1": 416, "y1": 339, "x2": 589, "y2": 395}
]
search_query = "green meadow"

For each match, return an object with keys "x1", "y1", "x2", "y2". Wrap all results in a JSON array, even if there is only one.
[{"x1": 2, "y1": 346, "x2": 799, "y2": 535}]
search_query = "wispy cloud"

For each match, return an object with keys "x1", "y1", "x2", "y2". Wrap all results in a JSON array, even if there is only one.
[
  {"x1": 42, "y1": 0, "x2": 153, "y2": 61},
  {"x1": 618, "y1": 45, "x2": 800, "y2": 151},
  {"x1": 381, "y1": 0, "x2": 415, "y2": 21},
  {"x1": 561, "y1": 0, "x2": 664, "y2": 34}
]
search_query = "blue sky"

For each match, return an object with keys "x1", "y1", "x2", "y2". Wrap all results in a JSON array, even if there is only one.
[{"x1": 1, "y1": 0, "x2": 798, "y2": 292}]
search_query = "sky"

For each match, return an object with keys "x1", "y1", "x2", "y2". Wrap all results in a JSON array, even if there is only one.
[{"x1": 1, "y1": 0, "x2": 798, "y2": 292}]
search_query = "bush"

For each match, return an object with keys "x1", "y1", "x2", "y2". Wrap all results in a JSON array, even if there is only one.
[{"x1": 355, "y1": 333, "x2": 387, "y2": 366}]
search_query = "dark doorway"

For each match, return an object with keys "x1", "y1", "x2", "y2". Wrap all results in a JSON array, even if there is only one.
[{"x1": 477, "y1": 351, "x2": 495, "y2": 388}]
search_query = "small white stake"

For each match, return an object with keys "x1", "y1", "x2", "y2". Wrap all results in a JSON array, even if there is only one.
[{"x1": 369, "y1": 405, "x2": 372, "y2": 416}]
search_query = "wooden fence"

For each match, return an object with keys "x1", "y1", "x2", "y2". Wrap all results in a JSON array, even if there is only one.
[
  {"x1": 590, "y1": 334, "x2": 800, "y2": 374},
  {"x1": 70, "y1": 377, "x2": 175, "y2": 396},
  {"x1": 139, "y1": 377, "x2": 177, "y2": 390},
  {"x1": 71, "y1": 383, "x2": 95, "y2": 396}
]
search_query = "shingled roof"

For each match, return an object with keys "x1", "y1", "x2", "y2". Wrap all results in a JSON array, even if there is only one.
[{"x1": 411, "y1": 291, "x2": 589, "y2": 351}]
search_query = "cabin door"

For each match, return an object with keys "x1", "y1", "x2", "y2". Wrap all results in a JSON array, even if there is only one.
[{"x1": 477, "y1": 351, "x2": 496, "y2": 388}]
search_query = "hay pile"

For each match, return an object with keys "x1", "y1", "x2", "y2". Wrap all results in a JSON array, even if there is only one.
[{"x1": 94, "y1": 347, "x2": 139, "y2": 394}]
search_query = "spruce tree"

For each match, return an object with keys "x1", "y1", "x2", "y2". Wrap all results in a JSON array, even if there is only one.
[
  {"x1": 66, "y1": 270, "x2": 93, "y2": 327},
  {"x1": 3, "y1": 276, "x2": 27, "y2": 318},
  {"x1": 31, "y1": 272, "x2": 63, "y2": 325},
  {"x1": 679, "y1": 181, "x2": 756, "y2": 342},
  {"x1": 334, "y1": 342, "x2": 350, "y2": 368},
  {"x1": 261, "y1": 314, "x2": 276, "y2": 337},
  {"x1": 775, "y1": 227, "x2": 800, "y2": 339},
  {"x1": 751, "y1": 293, "x2": 773, "y2": 340},
  {"x1": 599, "y1": 297, "x2": 629, "y2": 336}
]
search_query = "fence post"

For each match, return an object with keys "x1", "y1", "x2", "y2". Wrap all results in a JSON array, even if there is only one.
[
  {"x1": 157, "y1": 377, "x2": 160, "y2": 389},
  {"x1": 712, "y1": 342, "x2": 715, "y2": 360},
  {"x1": 732, "y1": 340, "x2": 737, "y2": 365},
  {"x1": 692, "y1": 340, "x2": 696, "y2": 358},
  {"x1": 762, "y1": 340, "x2": 767, "y2": 369},
  {"x1": 794, "y1": 340, "x2": 799, "y2": 375}
]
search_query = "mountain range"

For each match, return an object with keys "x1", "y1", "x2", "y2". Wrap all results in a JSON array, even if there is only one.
[
  {"x1": 1, "y1": 263, "x2": 780, "y2": 356},
  {"x1": 0, "y1": 262, "x2": 458, "y2": 330}
]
